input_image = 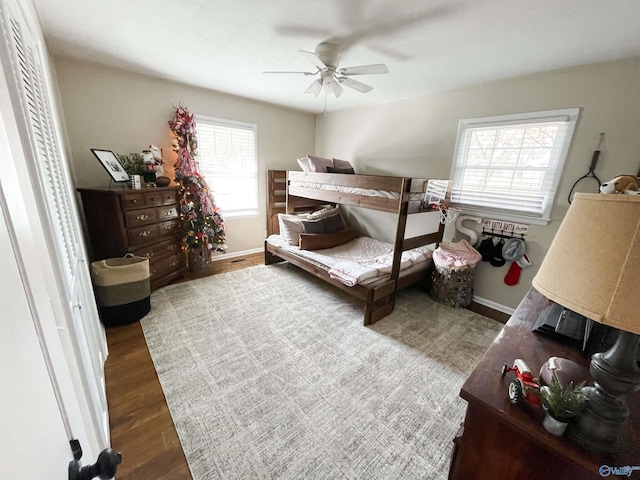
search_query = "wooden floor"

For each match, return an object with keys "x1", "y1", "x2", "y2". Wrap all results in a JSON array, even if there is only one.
[
  {"x1": 104, "y1": 252, "x2": 507, "y2": 479},
  {"x1": 105, "y1": 253, "x2": 263, "y2": 479}
]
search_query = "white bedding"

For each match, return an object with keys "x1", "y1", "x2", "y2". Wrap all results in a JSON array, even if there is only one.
[
  {"x1": 289, "y1": 180, "x2": 425, "y2": 201},
  {"x1": 266, "y1": 234, "x2": 433, "y2": 287}
]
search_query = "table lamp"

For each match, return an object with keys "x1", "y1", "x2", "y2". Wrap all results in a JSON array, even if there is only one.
[{"x1": 532, "y1": 193, "x2": 640, "y2": 453}]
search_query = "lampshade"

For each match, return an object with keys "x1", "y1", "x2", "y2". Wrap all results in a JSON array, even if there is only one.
[{"x1": 532, "y1": 193, "x2": 640, "y2": 335}]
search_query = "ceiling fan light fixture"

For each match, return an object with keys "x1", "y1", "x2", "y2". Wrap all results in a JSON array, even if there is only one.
[
  {"x1": 268, "y1": 42, "x2": 389, "y2": 100},
  {"x1": 322, "y1": 76, "x2": 344, "y2": 98},
  {"x1": 305, "y1": 79, "x2": 322, "y2": 97}
]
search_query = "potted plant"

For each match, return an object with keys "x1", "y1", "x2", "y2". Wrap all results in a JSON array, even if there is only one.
[
  {"x1": 539, "y1": 372, "x2": 587, "y2": 436},
  {"x1": 116, "y1": 152, "x2": 145, "y2": 177}
]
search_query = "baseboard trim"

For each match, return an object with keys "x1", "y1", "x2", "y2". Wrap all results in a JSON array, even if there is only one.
[
  {"x1": 211, "y1": 247, "x2": 263, "y2": 262},
  {"x1": 472, "y1": 296, "x2": 515, "y2": 316}
]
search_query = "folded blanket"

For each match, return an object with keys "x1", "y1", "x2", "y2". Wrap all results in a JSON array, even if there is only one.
[{"x1": 329, "y1": 247, "x2": 431, "y2": 286}]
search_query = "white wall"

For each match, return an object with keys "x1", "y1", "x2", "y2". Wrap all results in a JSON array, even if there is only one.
[
  {"x1": 316, "y1": 57, "x2": 640, "y2": 311},
  {"x1": 53, "y1": 57, "x2": 316, "y2": 254}
]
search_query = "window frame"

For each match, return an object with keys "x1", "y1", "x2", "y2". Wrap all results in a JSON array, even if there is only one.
[
  {"x1": 449, "y1": 108, "x2": 580, "y2": 225},
  {"x1": 195, "y1": 114, "x2": 259, "y2": 219}
]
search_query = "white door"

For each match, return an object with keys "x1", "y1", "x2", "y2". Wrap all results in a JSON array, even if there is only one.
[
  {"x1": 0, "y1": 0, "x2": 109, "y2": 469},
  {"x1": 0, "y1": 183, "x2": 74, "y2": 479}
]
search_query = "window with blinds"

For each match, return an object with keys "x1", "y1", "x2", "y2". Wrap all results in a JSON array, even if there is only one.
[
  {"x1": 195, "y1": 115, "x2": 258, "y2": 217},
  {"x1": 449, "y1": 108, "x2": 579, "y2": 224}
]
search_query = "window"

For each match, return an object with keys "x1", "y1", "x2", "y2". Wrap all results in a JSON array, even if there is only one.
[
  {"x1": 449, "y1": 108, "x2": 579, "y2": 224},
  {"x1": 196, "y1": 115, "x2": 258, "y2": 217}
]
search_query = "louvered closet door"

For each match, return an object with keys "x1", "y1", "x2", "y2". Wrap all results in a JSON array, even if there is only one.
[{"x1": 1, "y1": 0, "x2": 109, "y2": 447}]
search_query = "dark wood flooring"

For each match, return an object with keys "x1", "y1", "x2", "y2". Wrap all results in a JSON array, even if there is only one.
[{"x1": 104, "y1": 252, "x2": 507, "y2": 479}]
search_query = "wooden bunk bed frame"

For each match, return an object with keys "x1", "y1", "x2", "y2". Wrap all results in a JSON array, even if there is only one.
[{"x1": 265, "y1": 170, "x2": 449, "y2": 326}]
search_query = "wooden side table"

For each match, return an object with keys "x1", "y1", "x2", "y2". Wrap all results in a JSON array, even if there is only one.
[{"x1": 449, "y1": 288, "x2": 640, "y2": 480}]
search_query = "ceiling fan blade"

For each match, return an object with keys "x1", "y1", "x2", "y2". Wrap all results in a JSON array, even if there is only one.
[
  {"x1": 299, "y1": 50, "x2": 327, "y2": 71},
  {"x1": 304, "y1": 79, "x2": 322, "y2": 97},
  {"x1": 263, "y1": 70, "x2": 318, "y2": 75},
  {"x1": 338, "y1": 63, "x2": 389, "y2": 76},
  {"x1": 338, "y1": 76, "x2": 373, "y2": 93}
]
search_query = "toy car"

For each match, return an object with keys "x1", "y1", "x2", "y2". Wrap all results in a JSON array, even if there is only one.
[{"x1": 501, "y1": 359, "x2": 541, "y2": 407}]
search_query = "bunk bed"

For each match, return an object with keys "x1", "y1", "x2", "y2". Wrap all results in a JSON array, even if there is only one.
[{"x1": 265, "y1": 170, "x2": 450, "y2": 325}]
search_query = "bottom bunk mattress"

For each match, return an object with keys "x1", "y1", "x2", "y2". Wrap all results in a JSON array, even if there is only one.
[{"x1": 266, "y1": 234, "x2": 433, "y2": 287}]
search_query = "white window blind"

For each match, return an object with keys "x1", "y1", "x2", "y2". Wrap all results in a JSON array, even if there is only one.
[
  {"x1": 450, "y1": 109, "x2": 579, "y2": 223},
  {"x1": 196, "y1": 115, "x2": 258, "y2": 217}
]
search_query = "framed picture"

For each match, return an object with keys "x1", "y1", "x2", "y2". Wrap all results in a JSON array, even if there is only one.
[{"x1": 91, "y1": 148, "x2": 130, "y2": 182}]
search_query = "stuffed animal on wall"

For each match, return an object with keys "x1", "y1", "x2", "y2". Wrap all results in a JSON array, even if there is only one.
[{"x1": 599, "y1": 175, "x2": 640, "y2": 195}]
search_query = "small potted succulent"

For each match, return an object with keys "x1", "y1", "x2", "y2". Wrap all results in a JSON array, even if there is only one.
[{"x1": 539, "y1": 372, "x2": 587, "y2": 436}]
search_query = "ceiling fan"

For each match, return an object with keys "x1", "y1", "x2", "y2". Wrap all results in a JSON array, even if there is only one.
[{"x1": 265, "y1": 42, "x2": 389, "y2": 98}]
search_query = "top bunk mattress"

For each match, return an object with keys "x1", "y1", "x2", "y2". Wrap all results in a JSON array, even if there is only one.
[
  {"x1": 266, "y1": 234, "x2": 433, "y2": 287},
  {"x1": 288, "y1": 172, "x2": 450, "y2": 214}
]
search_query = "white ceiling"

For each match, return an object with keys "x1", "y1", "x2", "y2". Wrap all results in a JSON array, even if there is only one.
[{"x1": 35, "y1": 0, "x2": 640, "y2": 114}]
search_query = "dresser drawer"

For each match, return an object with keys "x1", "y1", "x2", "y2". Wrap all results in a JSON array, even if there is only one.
[
  {"x1": 131, "y1": 238, "x2": 181, "y2": 261},
  {"x1": 145, "y1": 191, "x2": 163, "y2": 207},
  {"x1": 124, "y1": 208, "x2": 157, "y2": 227},
  {"x1": 162, "y1": 190, "x2": 178, "y2": 205},
  {"x1": 158, "y1": 219, "x2": 181, "y2": 237},
  {"x1": 121, "y1": 193, "x2": 145, "y2": 211},
  {"x1": 157, "y1": 205, "x2": 178, "y2": 221},
  {"x1": 150, "y1": 253, "x2": 183, "y2": 278},
  {"x1": 127, "y1": 224, "x2": 160, "y2": 246}
]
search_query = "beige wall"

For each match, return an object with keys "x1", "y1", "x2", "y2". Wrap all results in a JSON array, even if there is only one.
[
  {"x1": 316, "y1": 57, "x2": 640, "y2": 311},
  {"x1": 53, "y1": 56, "x2": 316, "y2": 254}
]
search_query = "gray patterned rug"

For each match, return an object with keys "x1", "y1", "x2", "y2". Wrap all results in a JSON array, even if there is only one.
[{"x1": 141, "y1": 263, "x2": 502, "y2": 480}]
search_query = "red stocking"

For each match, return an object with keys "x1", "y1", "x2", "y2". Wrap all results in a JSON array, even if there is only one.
[{"x1": 504, "y1": 262, "x2": 522, "y2": 286}]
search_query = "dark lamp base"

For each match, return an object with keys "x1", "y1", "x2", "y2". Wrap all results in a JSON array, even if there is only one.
[{"x1": 569, "y1": 330, "x2": 640, "y2": 453}]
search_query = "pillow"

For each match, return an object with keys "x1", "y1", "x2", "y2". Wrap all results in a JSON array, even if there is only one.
[
  {"x1": 306, "y1": 155, "x2": 334, "y2": 173},
  {"x1": 308, "y1": 205, "x2": 340, "y2": 220},
  {"x1": 332, "y1": 158, "x2": 353, "y2": 169},
  {"x1": 299, "y1": 227, "x2": 360, "y2": 251},
  {"x1": 301, "y1": 213, "x2": 346, "y2": 234},
  {"x1": 326, "y1": 166, "x2": 355, "y2": 174},
  {"x1": 301, "y1": 219, "x2": 325, "y2": 234},
  {"x1": 322, "y1": 212, "x2": 346, "y2": 233},
  {"x1": 297, "y1": 156, "x2": 312, "y2": 172},
  {"x1": 278, "y1": 213, "x2": 308, "y2": 246}
]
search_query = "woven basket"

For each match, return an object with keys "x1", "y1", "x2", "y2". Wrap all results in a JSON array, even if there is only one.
[
  {"x1": 188, "y1": 247, "x2": 211, "y2": 273},
  {"x1": 430, "y1": 265, "x2": 475, "y2": 308}
]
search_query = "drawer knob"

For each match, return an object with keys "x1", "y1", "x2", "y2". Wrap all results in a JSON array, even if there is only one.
[
  {"x1": 137, "y1": 214, "x2": 149, "y2": 220},
  {"x1": 165, "y1": 225, "x2": 173, "y2": 230},
  {"x1": 170, "y1": 261, "x2": 178, "y2": 267},
  {"x1": 145, "y1": 252, "x2": 154, "y2": 258},
  {"x1": 139, "y1": 230, "x2": 150, "y2": 237},
  {"x1": 164, "y1": 211, "x2": 171, "y2": 216}
]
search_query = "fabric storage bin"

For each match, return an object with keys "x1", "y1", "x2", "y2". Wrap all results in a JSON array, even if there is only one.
[
  {"x1": 91, "y1": 254, "x2": 150, "y2": 326},
  {"x1": 430, "y1": 264, "x2": 475, "y2": 308}
]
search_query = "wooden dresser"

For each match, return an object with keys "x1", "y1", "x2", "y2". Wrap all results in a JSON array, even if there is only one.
[
  {"x1": 77, "y1": 186, "x2": 187, "y2": 290},
  {"x1": 449, "y1": 288, "x2": 640, "y2": 480}
]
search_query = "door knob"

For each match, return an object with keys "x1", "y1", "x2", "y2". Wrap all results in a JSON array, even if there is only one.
[{"x1": 68, "y1": 446, "x2": 122, "y2": 480}]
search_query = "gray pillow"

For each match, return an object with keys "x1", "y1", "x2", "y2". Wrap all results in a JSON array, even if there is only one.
[
  {"x1": 326, "y1": 166, "x2": 355, "y2": 174},
  {"x1": 301, "y1": 219, "x2": 325, "y2": 234},
  {"x1": 323, "y1": 213, "x2": 346, "y2": 233}
]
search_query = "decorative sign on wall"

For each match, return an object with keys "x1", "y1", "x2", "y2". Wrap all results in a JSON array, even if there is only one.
[{"x1": 482, "y1": 218, "x2": 529, "y2": 236}]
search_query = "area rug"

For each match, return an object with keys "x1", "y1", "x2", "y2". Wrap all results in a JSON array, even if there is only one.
[{"x1": 141, "y1": 263, "x2": 503, "y2": 480}]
